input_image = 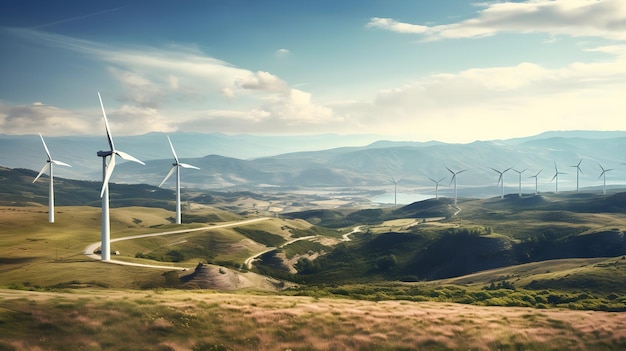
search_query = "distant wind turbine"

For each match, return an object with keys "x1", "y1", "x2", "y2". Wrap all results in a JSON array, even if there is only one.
[
  {"x1": 388, "y1": 175, "x2": 402, "y2": 205},
  {"x1": 491, "y1": 167, "x2": 511, "y2": 199},
  {"x1": 96, "y1": 92, "x2": 145, "y2": 261},
  {"x1": 33, "y1": 133, "x2": 72, "y2": 223},
  {"x1": 598, "y1": 163, "x2": 613, "y2": 195},
  {"x1": 428, "y1": 176, "x2": 446, "y2": 200},
  {"x1": 513, "y1": 168, "x2": 527, "y2": 197},
  {"x1": 570, "y1": 159, "x2": 584, "y2": 192},
  {"x1": 159, "y1": 135, "x2": 200, "y2": 224},
  {"x1": 550, "y1": 162, "x2": 566, "y2": 194},
  {"x1": 529, "y1": 170, "x2": 542, "y2": 195},
  {"x1": 446, "y1": 167, "x2": 467, "y2": 206}
]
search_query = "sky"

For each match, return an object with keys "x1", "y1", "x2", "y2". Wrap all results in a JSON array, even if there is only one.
[{"x1": 1, "y1": 0, "x2": 626, "y2": 143}]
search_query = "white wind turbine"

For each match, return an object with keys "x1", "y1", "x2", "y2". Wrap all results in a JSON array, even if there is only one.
[
  {"x1": 491, "y1": 167, "x2": 511, "y2": 199},
  {"x1": 598, "y1": 163, "x2": 613, "y2": 195},
  {"x1": 96, "y1": 92, "x2": 145, "y2": 261},
  {"x1": 428, "y1": 177, "x2": 446, "y2": 200},
  {"x1": 446, "y1": 167, "x2": 467, "y2": 206},
  {"x1": 570, "y1": 159, "x2": 583, "y2": 192},
  {"x1": 33, "y1": 133, "x2": 72, "y2": 223},
  {"x1": 513, "y1": 168, "x2": 527, "y2": 197},
  {"x1": 550, "y1": 162, "x2": 566, "y2": 194},
  {"x1": 159, "y1": 135, "x2": 200, "y2": 224},
  {"x1": 529, "y1": 170, "x2": 542, "y2": 195},
  {"x1": 388, "y1": 175, "x2": 401, "y2": 205}
]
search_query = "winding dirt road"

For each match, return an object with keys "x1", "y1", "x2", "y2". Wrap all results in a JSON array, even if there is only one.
[
  {"x1": 244, "y1": 235, "x2": 317, "y2": 269},
  {"x1": 83, "y1": 217, "x2": 270, "y2": 270}
]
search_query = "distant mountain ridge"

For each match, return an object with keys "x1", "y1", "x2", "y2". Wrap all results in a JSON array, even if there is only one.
[{"x1": 2, "y1": 131, "x2": 626, "y2": 195}]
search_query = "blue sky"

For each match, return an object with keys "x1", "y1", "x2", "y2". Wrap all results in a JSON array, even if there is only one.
[{"x1": 1, "y1": 0, "x2": 626, "y2": 142}]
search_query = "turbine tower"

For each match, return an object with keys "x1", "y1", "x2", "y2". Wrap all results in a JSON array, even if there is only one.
[
  {"x1": 598, "y1": 163, "x2": 613, "y2": 195},
  {"x1": 550, "y1": 162, "x2": 566, "y2": 194},
  {"x1": 96, "y1": 92, "x2": 145, "y2": 261},
  {"x1": 33, "y1": 133, "x2": 71, "y2": 223},
  {"x1": 529, "y1": 170, "x2": 542, "y2": 195},
  {"x1": 446, "y1": 167, "x2": 467, "y2": 206},
  {"x1": 159, "y1": 135, "x2": 200, "y2": 224},
  {"x1": 491, "y1": 167, "x2": 511, "y2": 199},
  {"x1": 570, "y1": 159, "x2": 583, "y2": 192},
  {"x1": 513, "y1": 168, "x2": 527, "y2": 197},
  {"x1": 428, "y1": 177, "x2": 446, "y2": 200}
]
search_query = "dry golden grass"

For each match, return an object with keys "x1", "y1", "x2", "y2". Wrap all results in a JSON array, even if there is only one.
[{"x1": 1, "y1": 288, "x2": 625, "y2": 350}]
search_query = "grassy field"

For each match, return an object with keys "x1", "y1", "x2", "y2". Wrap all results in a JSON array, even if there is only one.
[
  {"x1": 2, "y1": 288, "x2": 626, "y2": 351},
  {"x1": 3, "y1": 200, "x2": 626, "y2": 350},
  {"x1": 0, "y1": 205, "x2": 336, "y2": 289}
]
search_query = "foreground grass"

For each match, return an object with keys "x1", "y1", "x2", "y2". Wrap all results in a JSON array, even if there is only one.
[{"x1": 1, "y1": 288, "x2": 626, "y2": 351}]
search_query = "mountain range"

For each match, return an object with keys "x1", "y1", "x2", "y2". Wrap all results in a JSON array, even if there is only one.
[{"x1": 3, "y1": 130, "x2": 626, "y2": 199}]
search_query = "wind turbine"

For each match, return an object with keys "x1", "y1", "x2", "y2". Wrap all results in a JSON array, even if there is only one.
[
  {"x1": 388, "y1": 175, "x2": 402, "y2": 205},
  {"x1": 159, "y1": 135, "x2": 200, "y2": 224},
  {"x1": 570, "y1": 159, "x2": 584, "y2": 192},
  {"x1": 513, "y1": 168, "x2": 527, "y2": 197},
  {"x1": 428, "y1": 176, "x2": 446, "y2": 200},
  {"x1": 33, "y1": 133, "x2": 71, "y2": 223},
  {"x1": 550, "y1": 162, "x2": 566, "y2": 194},
  {"x1": 96, "y1": 92, "x2": 145, "y2": 261},
  {"x1": 598, "y1": 163, "x2": 613, "y2": 195},
  {"x1": 529, "y1": 170, "x2": 542, "y2": 195},
  {"x1": 491, "y1": 167, "x2": 511, "y2": 199},
  {"x1": 446, "y1": 167, "x2": 467, "y2": 206}
]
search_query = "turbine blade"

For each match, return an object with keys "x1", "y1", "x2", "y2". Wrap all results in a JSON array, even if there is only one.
[
  {"x1": 159, "y1": 166, "x2": 177, "y2": 187},
  {"x1": 550, "y1": 173, "x2": 557, "y2": 182},
  {"x1": 33, "y1": 163, "x2": 50, "y2": 183},
  {"x1": 114, "y1": 150, "x2": 145, "y2": 165},
  {"x1": 438, "y1": 177, "x2": 446, "y2": 183},
  {"x1": 446, "y1": 166, "x2": 454, "y2": 175},
  {"x1": 39, "y1": 133, "x2": 52, "y2": 160},
  {"x1": 179, "y1": 162, "x2": 200, "y2": 170},
  {"x1": 98, "y1": 92, "x2": 115, "y2": 152},
  {"x1": 51, "y1": 159, "x2": 72, "y2": 167},
  {"x1": 101, "y1": 155, "x2": 116, "y2": 198},
  {"x1": 167, "y1": 135, "x2": 179, "y2": 164}
]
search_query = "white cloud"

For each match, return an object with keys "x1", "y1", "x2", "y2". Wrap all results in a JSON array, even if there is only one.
[
  {"x1": 355, "y1": 45, "x2": 626, "y2": 141},
  {"x1": 275, "y1": 48, "x2": 290, "y2": 57},
  {"x1": 369, "y1": 0, "x2": 626, "y2": 41},
  {"x1": 0, "y1": 101, "x2": 97, "y2": 136},
  {"x1": 236, "y1": 71, "x2": 289, "y2": 93},
  {"x1": 366, "y1": 17, "x2": 428, "y2": 34},
  {"x1": 9, "y1": 28, "x2": 338, "y2": 135}
]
